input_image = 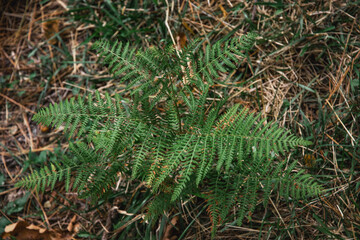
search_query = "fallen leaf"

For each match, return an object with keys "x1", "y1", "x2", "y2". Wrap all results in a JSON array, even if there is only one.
[
  {"x1": 44, "y1": 200, "x2": 52, "y2": 209},
  {"x1": 39, "y1": 123, "x2": 51, "y2": 133},
  {"x1": 42, "y1": 20, "x2": 60, "y2": 45},
  {"x1": 27, "y1": 224, "x2": 47, "y2": 233},
  {"x1": 1, "y1": 220, "x2": 76, "y2": 240},
  {"x1": 304, "y1": 154, "x2": 316, "y2": 168},
  {"x1": 176, "y1": 32, "x2": 187, "y2": 50},
  {"x1": 162, "y1": 215, "x2": 179, "y2": 240},
  {"x1": 8, "y1": 125, "x2": 18, "y2": 136},
  {"x1": 67, "y1": 215, "x2": 80, "y2": 234}
]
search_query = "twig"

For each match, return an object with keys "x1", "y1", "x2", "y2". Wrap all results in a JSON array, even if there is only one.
[
  {"x1": 325, "y1": 99, "x2": 356, "y2": 145},
  {"x1": 31, "y1": 191, "x2": 51, "y2": 227},
  {"x1": 1, "y1": 154, "x2": 14, "y2": 181},
  {"x1": 0, "y1": 93, "x2": 36, "y2": 114},
  {"x1": 164, "y1": 0, "x2": 178, "y2": 56},
  {"x1": 23, "y1": 112, "x2": 34, "y2": 150}
]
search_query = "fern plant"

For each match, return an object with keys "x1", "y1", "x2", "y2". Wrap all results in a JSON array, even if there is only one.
[{"x1": 17, "y1": 33, "x2": 322, "y2": 235}]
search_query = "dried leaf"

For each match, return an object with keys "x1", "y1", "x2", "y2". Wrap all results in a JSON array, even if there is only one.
[
  {"x1": 67, "y1": 215, "x2": 80, "y2": 233},
  {"x1": 44, "y1": 200, "x2": 52, "y2": 209},
  {"x1": 1, "y1": 220, "x2": 76, "y2": 240},
  {"x1": 42, "y1": 20, "x2": 60, "y2": 45},
  {"x1": 39, "y1": 123, "x2": 51, "y2": 133},
  {"x1": 8, "y1": 125, "x2": 18, "y2": 136},
  {"x1": 304, "y1": 154, "x2": 316, "y2": 168},
  {"x1": 176, "y1": 32, "x2": 187, "y2": 50},
  {"x1": 162, "y1": 215, "x2": 179, "y2": 240}
]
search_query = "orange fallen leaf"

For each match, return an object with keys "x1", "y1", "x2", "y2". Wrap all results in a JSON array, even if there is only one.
[
  {"x1": 304, "y1": 154, "x2": 316, "y2": 168},
  {"x1": 67, "y1": 215, "x2": 80, "y2": 233},
  {"x1": 176, "y1": 32, "x2": 187, "y2": 50},
  {"x1": 39, "y1": 123, "x2": 51, "y2": 133},
  {"x1": 42, "y1": 20, "x2": 60, "y2": 45}
]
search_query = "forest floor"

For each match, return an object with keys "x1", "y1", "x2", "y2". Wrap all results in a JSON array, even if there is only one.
[{"x1": 0, "y1": 0, "x2": 359, "y2": 239}]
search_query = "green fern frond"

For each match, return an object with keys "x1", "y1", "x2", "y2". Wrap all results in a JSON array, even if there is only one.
[
  {"x1": 15, "y1": 162, "x2": 71, "y2": 192},
  {"x1": 278, "y1": 161, "x2": 323, "y2": 199},
  {"x1": 92, "y1": 40, "x2": 147, "y2": 81},
  {"x1": 189, "y1": 33, "x2": 258, "y2": 86},
  {"x1": 236, "y1": 176, "x2": 259, "y2": 226},
  {"x1": 18, "y1": 32, "x2": 323, "y2": 238},
  {"x1": 205, "y1": 172, "x2": 245, "y2": 235},
  {"x1": 33, "y1": 91, "x2": 126, "y2": 139}
]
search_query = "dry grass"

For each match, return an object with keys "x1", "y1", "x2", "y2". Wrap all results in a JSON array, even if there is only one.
[{"x1": 1, "y1": 0, "x2": 359, "y2": 239}]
